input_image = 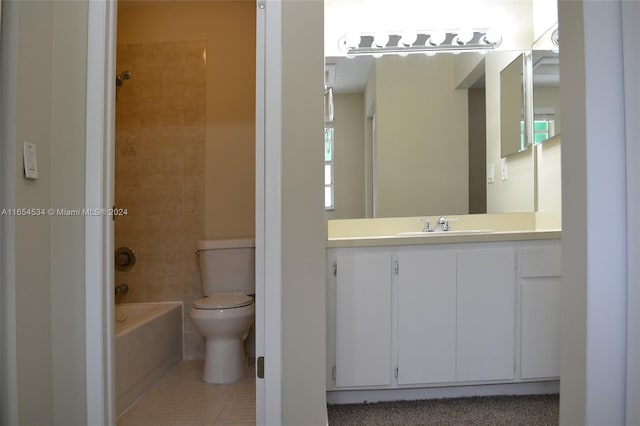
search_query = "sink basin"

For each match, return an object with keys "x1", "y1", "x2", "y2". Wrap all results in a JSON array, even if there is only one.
[{"x1": 397, "y1": 229, "x2": 494, "y2": 236}]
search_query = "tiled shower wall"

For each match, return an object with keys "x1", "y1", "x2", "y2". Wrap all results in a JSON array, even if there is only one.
[{"x1": 114, "y1": 41, "x2": 207, "y2": 359}]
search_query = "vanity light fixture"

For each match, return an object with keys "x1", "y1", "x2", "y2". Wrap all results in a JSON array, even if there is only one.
[{"x1": 339, "y1": 29, "x2": 502, "y2": 58}]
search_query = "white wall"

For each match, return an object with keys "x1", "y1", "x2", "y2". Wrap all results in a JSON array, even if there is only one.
[
  {"x1": 0, "y1": 1, "x2": 88, "y2": 425},
  {"x1": 281, "y1": 1, "x2": 327, "y2": 424},
  {"x1": 559, "y1": 0, "x2": 628, "y2": 423},
  {"x1": 536, "y1": 137, "x2": 561, "y2": 212},
  {"x1": 50, "y1": 2, "x2": 88, "y2": 425}
]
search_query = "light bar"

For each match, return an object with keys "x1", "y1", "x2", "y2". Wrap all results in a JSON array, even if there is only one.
[{"x1": 339, "y1": 29, "x2": 502, "y2": 57}]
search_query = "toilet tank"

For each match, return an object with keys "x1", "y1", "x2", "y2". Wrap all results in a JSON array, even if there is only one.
[{"x1": 197, "y1": 239, "x2": 255, "y2": 296}]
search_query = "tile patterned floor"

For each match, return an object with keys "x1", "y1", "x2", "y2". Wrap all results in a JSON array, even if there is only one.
[{"x1": 117, "y1": 360, "x2": 256, "y2": 426}]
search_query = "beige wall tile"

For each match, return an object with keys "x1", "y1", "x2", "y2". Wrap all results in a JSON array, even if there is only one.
[
  {"x1": 163, "y1": 42, "x2": 186, "y2": 69},
  {"x1": 138, "y1": 159, "x2": 163, "y2": 188},
  {"x1": 116, "y1": 39, "x2": 208, "y2": 357}
]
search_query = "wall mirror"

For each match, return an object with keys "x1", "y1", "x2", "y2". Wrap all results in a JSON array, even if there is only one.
[
  {"x1": 500, "y1": 53, "x2": 527, "y2": 157},
  {"x1": 531, "y1": 24, "x2": 560, "y2": 145},
  {"x1": 325, "y1": 50, "x2": 527, "y2": 219}
]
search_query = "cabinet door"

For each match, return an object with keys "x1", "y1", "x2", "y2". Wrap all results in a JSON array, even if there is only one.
[
  {"x1": 521, "y1": 277, "x2": 560, "y2": 378},
  {"x1": 335, "y1": 252, "x2": 392, "y2": 387},
  {"x1": 520, "y1": 243, "x2": 561, "y2": 378},
  {"x1": 457, "y1": 247, "x2": 515, "y2": 382},
  {"x1": 397, "y1": 250, "x2": 457, "y2": 384}
]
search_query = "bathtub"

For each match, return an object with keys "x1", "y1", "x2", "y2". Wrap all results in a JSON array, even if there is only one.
[{"x1": 115, "y1": 302, "x2": 183, "y2": 418}]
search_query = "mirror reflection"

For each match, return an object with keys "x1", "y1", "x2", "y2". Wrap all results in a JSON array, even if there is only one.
[
  {"x1": 325, "y1": 50, "x2": 527, "y2": 219},
  {"x1": 500, "y1": 53, "x2": 526, "y2": 157},
  {"x1": 531, "y1": 25, "x2": 560, "y2": 145}
]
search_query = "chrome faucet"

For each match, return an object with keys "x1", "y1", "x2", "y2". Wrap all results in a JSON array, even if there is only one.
[
  {"x1": 422, "y1": 219, "x2": 433, "y2": 232},
  {"x1": 435, "y1": 216, "x2": 453, "y2": 232},
  {"x1": 115, "y1": 283, "x2": 129, "y2": 296}
]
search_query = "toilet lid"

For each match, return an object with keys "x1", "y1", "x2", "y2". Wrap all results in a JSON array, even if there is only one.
[{"x1": 193, "y1": 292, "x2": 253, "y2": 309}]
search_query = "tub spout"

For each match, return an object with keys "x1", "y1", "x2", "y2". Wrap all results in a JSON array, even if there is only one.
[{"x1": 115, "y1": 283, "x2": 129, "y2": 296}]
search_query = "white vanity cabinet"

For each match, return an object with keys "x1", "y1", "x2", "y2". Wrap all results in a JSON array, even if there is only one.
[
  {"x1": 327, "y1": 238, "x2": 561, "y2": 393},
  {"x1": 329, "y1": 243, "x2": 518, "y2": 389},
  {"x1": 334, "y1": 251, "x2": 393, "y2": 387}
]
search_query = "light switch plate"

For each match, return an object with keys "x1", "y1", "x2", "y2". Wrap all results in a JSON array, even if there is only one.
[
  {"x1": 501, "y1": 157, "x2": 508, "y2": 181},
  {"x1": 487, "y1": 164, "x2": 494, "y2": 184},
  {"x1": 23, "y1": 141, "x2": 39, "y2": 179}
]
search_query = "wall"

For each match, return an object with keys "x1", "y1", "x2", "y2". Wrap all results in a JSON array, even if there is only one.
[
  {"x1": 536, "y1": 136, "x2": 561, "y2": 211},
  {"x1": 375, "y1": 54, "x2": 469, "y2": 217},
  {"x1": 326, "y1": 93, "x2": 365, "y2": 219},
  {"x1": 281, "y1": 1, "x2": 327, "y2": 423},
  {"x1": 559, "y1": 0, "x2": 628, "y2": 423},
  {"x1": 0, "y1": 1, "x2": 88, "y2": 424},
  {"x1": 116, "y1": 2, "x2": 256, "y2": 359},
  {"x1": 117, "y1": 1, "x2": 256, "y2": 240}
]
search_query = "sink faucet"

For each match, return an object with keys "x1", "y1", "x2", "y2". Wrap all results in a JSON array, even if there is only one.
[
  {"x1": 115, "y1": 283, "x2": 129, "y2": 296},
  {"x1": 422, "y1": 219, "x2": 432, "y2": 232},
  {"x1": 435, "y1": 216, "x2": 455, "y2": 232}
]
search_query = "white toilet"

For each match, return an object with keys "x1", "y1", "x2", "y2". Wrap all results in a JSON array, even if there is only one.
[{"x1": 190, "y1": 239, "x2": 255, "y2": 384}]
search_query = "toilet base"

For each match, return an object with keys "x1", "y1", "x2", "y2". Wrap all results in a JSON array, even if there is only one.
[{"x1": 203, "y1": 337, "x2": 247, "y2": 384}]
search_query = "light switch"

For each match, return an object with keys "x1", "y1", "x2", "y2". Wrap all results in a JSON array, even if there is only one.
[
  {"x1": 487, "y1": 164, "x2": 494, "y2": 184},
  {"x1": 501, "y1": 157, "x2": 508, "y2": 181},
  {"x1": 23, "y1": 141, "x2": 39, "y2": 180}
]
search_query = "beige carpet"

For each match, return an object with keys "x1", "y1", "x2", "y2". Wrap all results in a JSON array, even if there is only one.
[{"x1": 327, "y1": 394, "x2": 559, "y2": 425}]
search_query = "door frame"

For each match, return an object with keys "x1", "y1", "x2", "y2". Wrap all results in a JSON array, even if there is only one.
[{"x1": 84, "y1": 0, "x2": 281, "y2": 424}]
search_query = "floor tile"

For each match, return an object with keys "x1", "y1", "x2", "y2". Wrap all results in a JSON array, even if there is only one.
[{"x1": 117, "y1": 360, "x2": 256, "y2": 426}]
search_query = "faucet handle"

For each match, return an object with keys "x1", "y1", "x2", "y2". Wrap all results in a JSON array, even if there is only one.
[
  {"x1": 437, "y1": 216, "x2": 457, "y2": 231},
  {"x1": 418, "y1": 217, "x2": 433, "y2": 232}
]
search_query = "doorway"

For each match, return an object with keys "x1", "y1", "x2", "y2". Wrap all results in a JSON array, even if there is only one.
[{"x1": 112, "y1": 1, "x2": 257, "y2": 423}]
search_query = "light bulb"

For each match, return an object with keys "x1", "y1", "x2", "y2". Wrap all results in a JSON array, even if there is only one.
[
  {"x1": 373, "y1": 33, "x2": 389, "y2": 48},
  {"x1": 398, "y1": 51, "x2": 409, "y2": 57},
  {"x1": 372, "y1": 52, "x2": 383, "y2": 58},
  {"x1": 457, "y1": 29, "x2": 474, "y2": 44},
  {"x1": 483, "y1": 29, "x2": 502, "y2": 46},
  {"x1": 399, "y1": 30, "x2": 417, "y2": 47},
  {"x1": 428, "y1": 30, "x2": 446, "y2": 46},
  {"x1": 345, "y1": 33, "x2": 361, "y2": 49}
]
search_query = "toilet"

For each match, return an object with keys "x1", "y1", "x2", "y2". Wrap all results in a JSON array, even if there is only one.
[{"x1": 190, "y1": 239, "x2": 255, "y2": 384}]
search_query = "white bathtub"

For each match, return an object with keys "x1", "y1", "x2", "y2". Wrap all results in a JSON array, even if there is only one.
[{"x1": 115, "y1": 302, "x2": 183, "y2": 418}]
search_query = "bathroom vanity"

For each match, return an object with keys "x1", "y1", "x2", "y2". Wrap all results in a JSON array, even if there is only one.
[{"x1": 325, "y1": 214, "x2": 561, "y2": 402}]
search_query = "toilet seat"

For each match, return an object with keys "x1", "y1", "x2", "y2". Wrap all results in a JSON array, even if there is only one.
[{"x1": 193, "y1": 292, "x2": 253, "y2": 310}]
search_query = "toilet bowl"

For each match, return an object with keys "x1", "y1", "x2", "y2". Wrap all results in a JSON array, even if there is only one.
[
  {"x1": 191, "y1": 239, "x2": 256, "y2": 384},
  {"x1": 190, "y1": 292, "x2": 255, "y2": 383}
]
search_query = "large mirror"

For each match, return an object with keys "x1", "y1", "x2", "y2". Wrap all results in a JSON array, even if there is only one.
[
  {"x1": 531, "y1": 24, "x2": 560, "y2": 145},
  {"x1": 325, "y1": 50, "x2": 527, "y2": 219}
]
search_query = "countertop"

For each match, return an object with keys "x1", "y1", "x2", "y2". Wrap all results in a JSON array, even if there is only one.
[{"x1": 326, "y1": 229, "x2": 562, "y2": 248}]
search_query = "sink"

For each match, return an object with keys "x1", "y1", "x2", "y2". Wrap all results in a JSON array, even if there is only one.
[{"x1": 397, "y1": 229, "x2": 494, "y2": 236}]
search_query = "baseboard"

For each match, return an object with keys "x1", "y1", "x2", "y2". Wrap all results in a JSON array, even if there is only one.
[{"x1": 327, "y1": 381, "x2": 559, "y2": 405}]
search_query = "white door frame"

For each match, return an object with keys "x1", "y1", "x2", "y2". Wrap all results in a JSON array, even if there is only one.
[
  {"x1": 256, "y1": 1, "x2": 282, "y2": 424},
  {"x1": 84, "y1": 1, "x2": 281, "y2": 424},
  {"x1": 622, "y1": 1, "x2": 640, "y2": 423},
  {"x1": 85, "y1": 0, "x2": 117, "y2": 424}
]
